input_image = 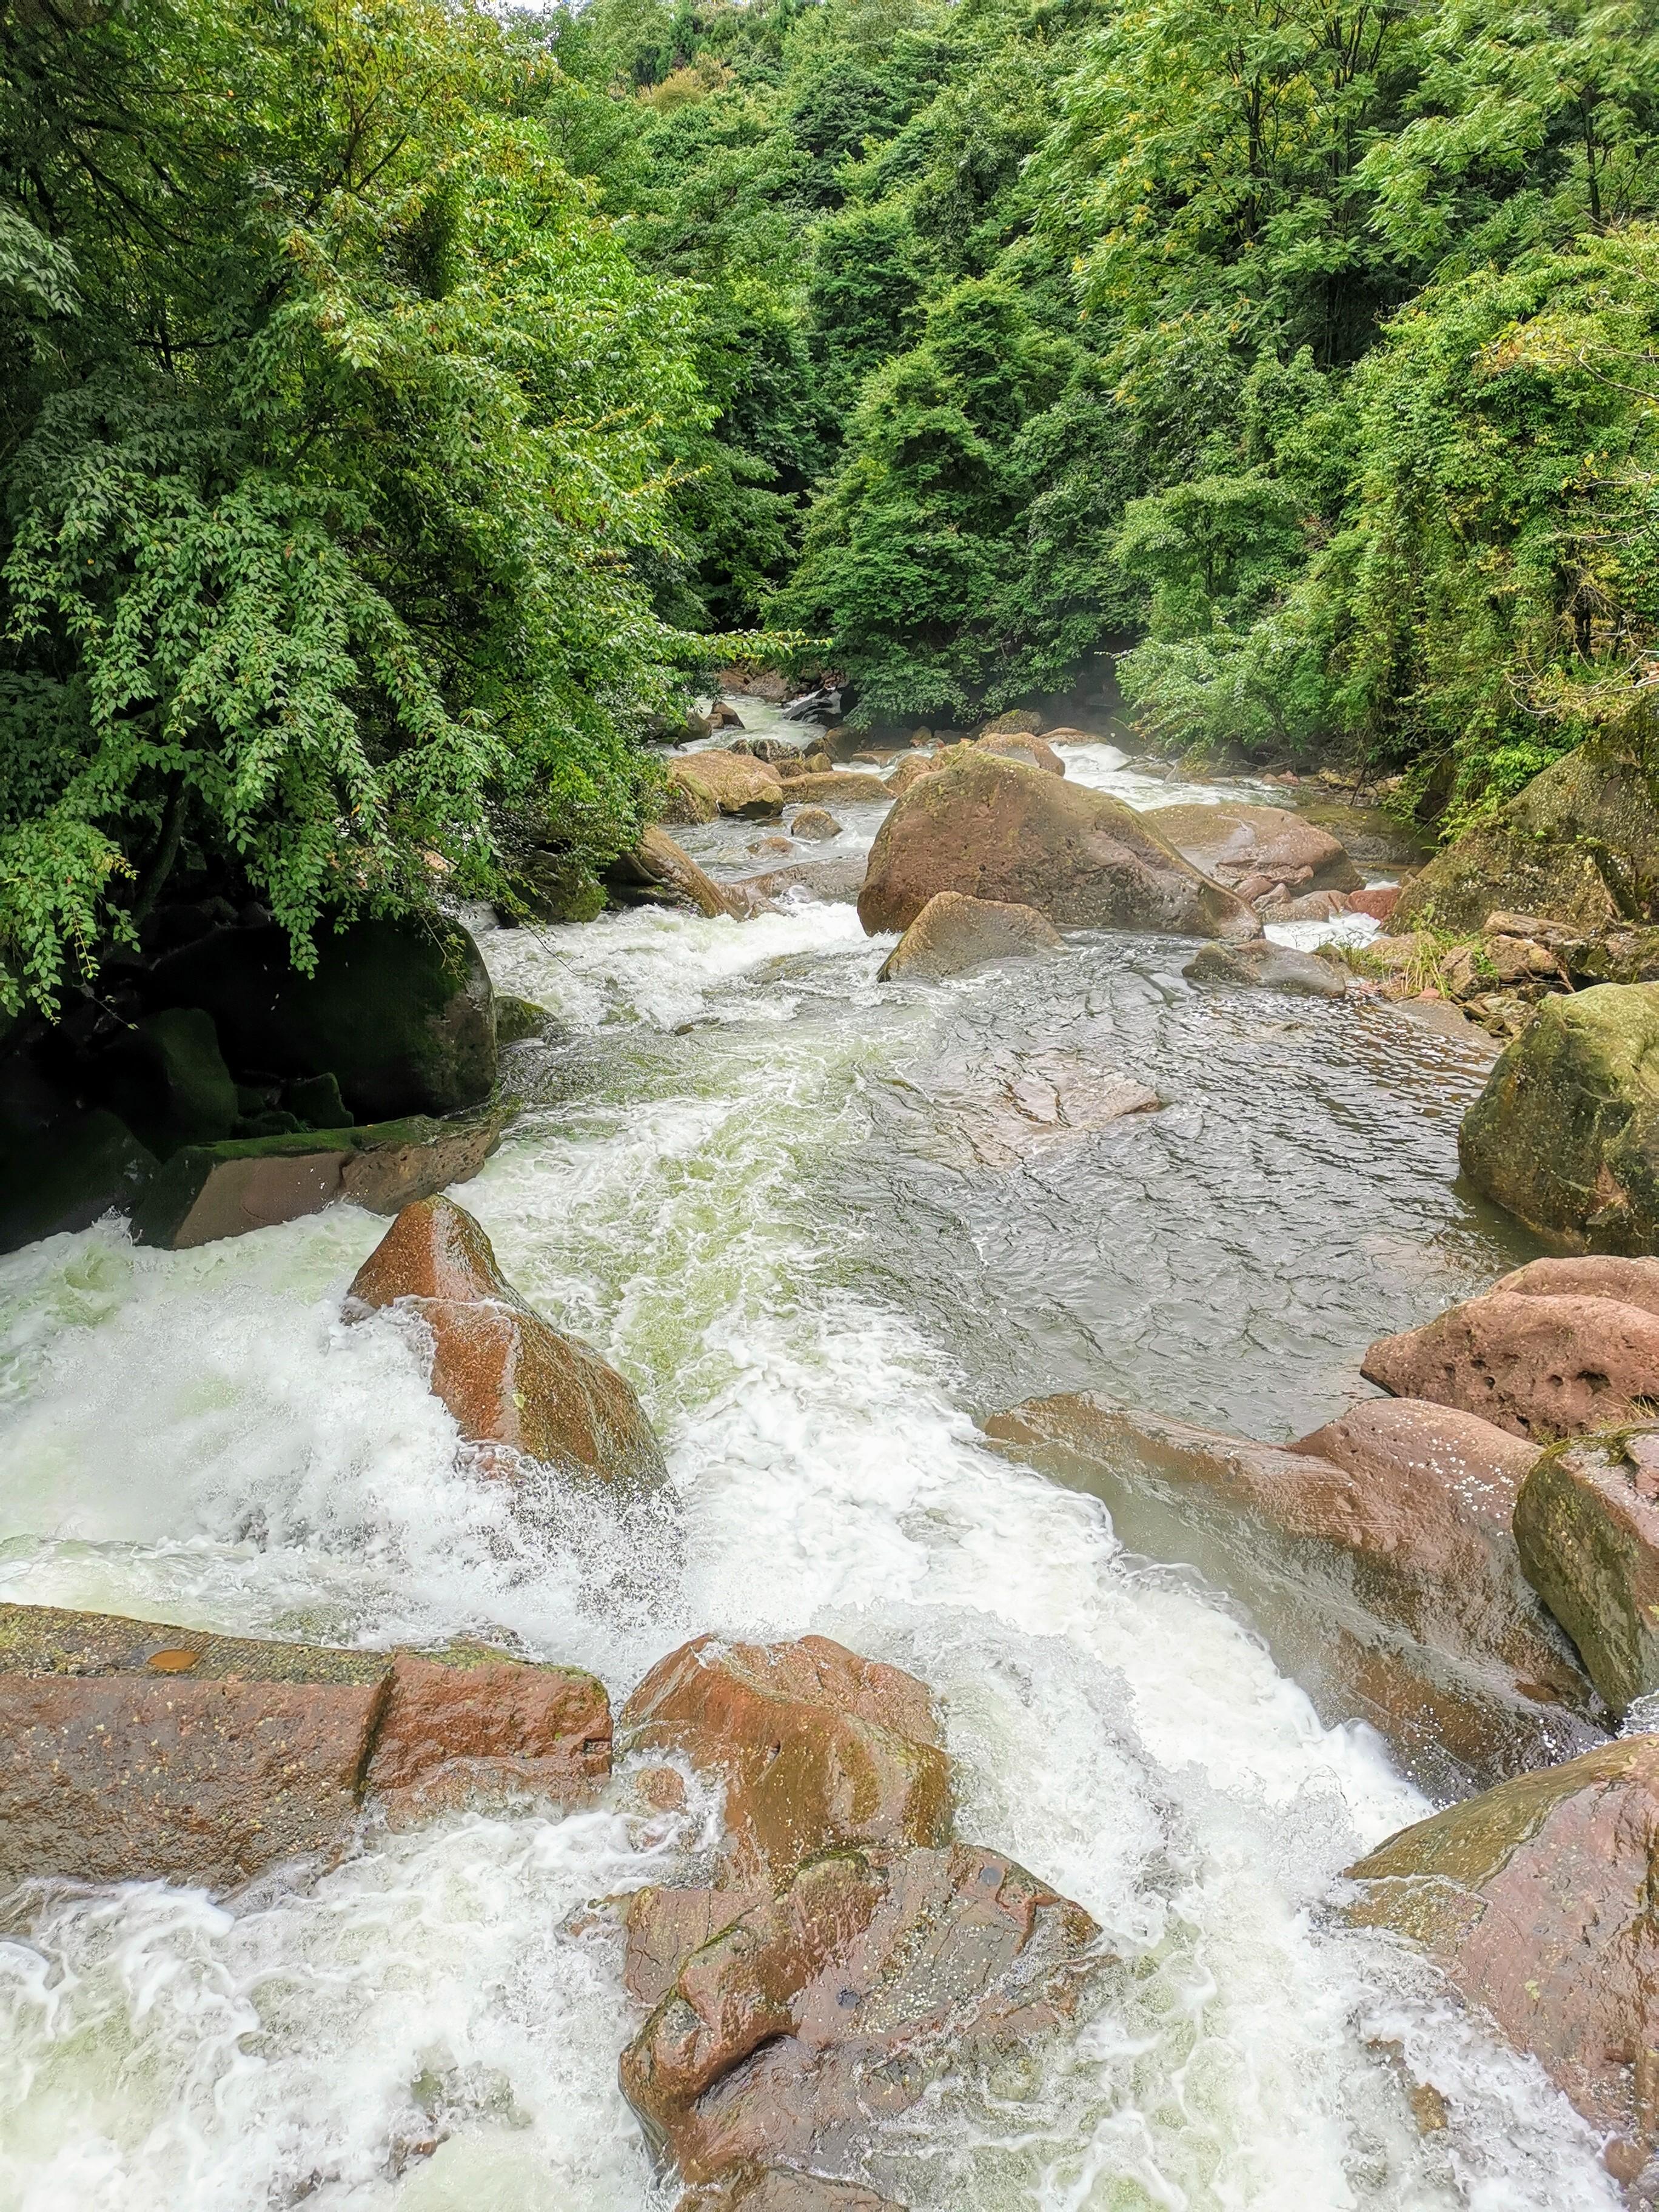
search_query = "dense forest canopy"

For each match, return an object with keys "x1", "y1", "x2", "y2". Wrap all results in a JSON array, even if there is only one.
[{"x1": 2, "y1": 0, "x2": 1657, "y2": 1013}]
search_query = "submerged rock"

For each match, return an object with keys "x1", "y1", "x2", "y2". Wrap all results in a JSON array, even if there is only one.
[
  {"x1": 678, "y1": 2171, "x2": 903, "y2": 2212},
  {"x1": 1182, "y1": 940, "x2": 1347, "y2": 998},
  {"x1": 984, "y1": 1393, "x2": 1596, "y2": 1791},
  {"x1": 619, "y1": 1842, "x2": 1101, "y2": 2199},
  {"x1": 1361, "y1": 1275, "x2": 1659, "y2": 1439},
  {"x1": 1458, "y1": 984, "x2": 1659, "y2": 1252},
  {"x1": 877, "y1": 891, "x2": 1062, "y2": 981},
  {"x1": 494, "y1": 994, "x2": 549, "y2": 1045},
  {"x1": 130, "y1": 1112, "x2": 503, "y2": 1249},
  {"x1": 610, "y1": 825, "x2": 746, "y2": 920},
  {"x1": 736, "y1": 857, "x2": 868, "y2": 908},
  {"x1": 145, "y1": 916, "x2": 497, "y2": 1123},
  {"x1": 858, "y1": 751, "x2": 1261, "y2": 940},
  {"x1": 349, "y1": 1195, "x2": 666, "y2": 1492},
  {"x1": 619, "y1": 1634, "x2": 952, "y2": 1885},
  {"x1": 876, "y1": 1047, "x2": 1159, "y2": 1168},
  {"x1": 1142, "y1": 802, "x2": 1360, "y2": 894},
  {"x1": 788, "y1": 806, "x2": 842, "y2": 842},
  {"x1": 0, "y1": 1600, "x2": 609, "y2": 1891},
  {"x1": 1513, "y1": 1429, "x2": 1659, "y2": 1714},
  {"x1": 665, "y1": 750, "x2": 785, "y2": 823},
  {"x1": 1346, "y1": 1735, "x2": 1659, "y2": 2179},
  {"x1": 1393, "y1": 740, "x2": 1659, "y2": 936},
  {"x1": 0, "y1": 1108, "x2": 159, "y2": 1255}
]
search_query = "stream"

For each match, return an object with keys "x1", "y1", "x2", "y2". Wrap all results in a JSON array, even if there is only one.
[{"x1": 0, "y1": 723, "x2": 1619, "y2": 2211}]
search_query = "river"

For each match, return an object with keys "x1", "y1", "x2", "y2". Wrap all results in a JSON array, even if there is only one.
[{"x1": 0, "y1": 726, "x2": 1618, "y2": 2210}]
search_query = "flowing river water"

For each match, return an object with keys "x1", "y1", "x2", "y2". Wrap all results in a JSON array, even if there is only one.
[{"x1": 0, "y1": 728, "x2": 1621, "y2": 2211}]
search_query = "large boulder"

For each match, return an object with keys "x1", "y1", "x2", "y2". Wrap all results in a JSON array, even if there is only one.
[
  {"x1": 609, "y1": 825, "x2": 746, "y2": 920},
  {"x1": 877, "y1": 891, "x2": 1061, "y2": 982},
  {"x1": 0, "y1": 1600, "x2": 609, "y2": 1891},
  {"x1": 0, "y1": 1108, "x2": 158, "y2": 1255},
  {"x1": 1141, "y1": 802, "x2": 1361, "y2": 894},
  {"x1": 1393, "y1": 740, "x2": 1659, "y2": 936},
  {"x1": 984, "y1": 1393, "x2": 1595, "y2": 1789},
  {"x1": 973, "y1": 730, "x2": 1064, "y2": 776},
  {"x1": 1182, "y1": 940, "x2": 1347, "y2": 998},
  {"x1": 788, "y1": 806, "x2": 842, "y2": 843},
  {"x1": 349, "y1": 1195, "x2": 666, "y2": 1492},
  {"x1": 1498, "y1": 1252, "x2": 1659, "y2": 1317},
  {"x1": 1513, "y1": 1429, "x2": 1659, "y2": 1714},
  {"x1": 1346, "y1": 1735, "x2": 1659, "y2": 2180},
  {"x1": 1458, "y1": 983, "x2": 1659, "y2": 1251},
  {"x1": 618, "y1": 1842, "x2": 1100, "y2": 2198},
  {"x1": 146, "y1": 916, "x2": 497, "y2": 1123},
  {"x1": 618, "y1": 1635, "x2": 952, "y2": 1885},
  {"x1": 881, "y1": 755, "x2": 939, "y2": 799},
  {"x1": 665, "y1": 751, "x2": 785, "y2": 823},
  {"x1": 1361, "y1": 1279, "x2": 1659, "y2": 1439},
  {"x1": 84, "y1": 1007, "x2": 238, "y2": 1156},
  {"x1": 857, "y1": 752, "x2": 1261, "y2": 940}
]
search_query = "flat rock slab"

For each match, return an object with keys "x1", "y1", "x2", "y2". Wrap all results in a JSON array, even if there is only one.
[
  {"x1": 0, "y1": 1601, "x2": 609, "y2": 1891},
  {"x1": 878, "y1": 891, "x2": 1062, "y2": 982},
  {"x1": 1142, "y1": 802, "x2": 1360, "y2": 893},
  {"x1": 877, "y1": 1047, "x2": 1159, "y2": 1170},
  {"x1": 132, "y1": 1112, "x2": 503, "y2": 1249},
  {"x1": 1513, "y1": 1430, "x2": 1659, "y2": 1713},
  {"x1": 1184, "y1": 941, "x2": 1346, "y2": 998},
  {"x1": 1362, "y1": 1286, "x2": 1659, "y2": 1439},
  {"x1": 1347, "y1": 1735, "x2": 1659, "y2": 2175}
]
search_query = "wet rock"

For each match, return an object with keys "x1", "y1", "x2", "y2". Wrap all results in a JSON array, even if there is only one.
[
  {"x1": 285, "y1": 1070, "x2": 352, "y2": 1125},
  {"x1": 494, "y1": 996, "x2": 549, "y2": 1046},
  {"x1": 1393, "y1": 740, "x2": 1659, "y2": 936},
  {"x1": 1141, "y1": 802, "x2": 1361, "y2": 894},
  {"x1": 611, "y1": 826, "x2": 746, "y2": 921},
  {"x1": 708, "y1": 702, "x2": 745, "y2": 732},
  {"x1": 618, "y1": 1634, "x2": 951, "y2": 1885},
  {"x1": 1458, "y1": 984, "x2": 1659, "y2": 1252},
  {"x1": 739, "y1": 738, "x2": 800, "y2": 766},
  {"x1": 146, "y1": 916, "x2": 497, "y2": 1123},
  {"x1": 984, "y1": 1395, "x2": 1597, "y2": 1792},
  {"x1": 1346, "y1": 885, "x2": 1402, "y2": 922},
  {"x1": 1346, "y1": 1734, "x2": 1659, "y2": 2170},
  {"x1": 774, "y1": 771, "x2": 892, "y2": 807},
  {"x1": 349, "y1": 1195, "x2": 666, "y2": 1492},
  {"x1": 1182, "y1": 941, "x2": 1346, "y2": 998},
  {"x1": 973, "y1": 731, "x2": 1064, "y2": 776},
  {"x1": 1513, "y1": 1430, "x2": 1659, "y2": 1714},
  {"x1": 789, "y1": 808, "x2": 842, "y2": 842},
  {"x1": 619, "y1": 1842, "x2": 1101, "y2": 2195},
  {"x1": 858, "y1": 752, "x2": 1261, "y2": 941},
  {"x1": 85, "y1": 1006, "x2": 238, "y2": 1156},
  {"x1": 735, "y1": 859, "x2": 868, "y2": 909},
  {"x1": 665, "y1": 751, "x2": 785, "y2": 823},
  {"x1": 679, "y1": 2170, "x2": 904, "y2": 2212},
  {"x1": 876, "y1": 1048, "x2": 1159, "y2": 1168},
  {"x1": 749, "y1": 836, "x2": 796, "y2": 858},
  {"x1": 1256, "y1": 886, "x2": 1355, "y2": 923},
  {"x1": 130, "y1": 1112, "x2": 503, "y2": 1250},
  {"x1": 0, "y1": 1600, "x2": 609, "y2": 1891},
  {"x1": 1560, "y1": 923, "x2": 1659, "y2": 988},
  {"x1": 878, "y1": 891, "x2": 1061, "y2": 982},
  {"x1": 0, "y1": 1108, "x2": 158, "y2": 1255},
  {"x1": 1361, "y1": 1284, "x2": 1659, "y2": 1439}
]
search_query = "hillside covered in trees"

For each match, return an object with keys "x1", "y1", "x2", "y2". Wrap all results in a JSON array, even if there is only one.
[{"x1": 2, "y1": 0, "x2": 1657, "y2": 1011}]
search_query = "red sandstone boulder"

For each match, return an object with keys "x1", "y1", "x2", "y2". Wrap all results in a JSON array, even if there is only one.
[
  {"x1": 0, "y1": 1601, "x2": 609, "y2": 1890},
  {"x1": 1495, "y1": 1253, "x2": 1659, "y2": 1321},
  {"x1": 882, "y1": 754, "x2": 939, "y2": 799},
  {"x1": 665, "y1": 751, "x2": 785, "y2": 824},
  {"x1": 877, "y1": 891, "x2": 1062, "y2": 982},
  {"x1": 1361, "y1": 1285, "x2": 1659, "y2": 1440},
  {"x1": 1513, "y1": 1429, "x2": 1659, "y2": 1714},
  {"x1": 618, "y1": 1635, "x2": 952, "y2": 1884},
  {"x1": 1346, "y1": 885, "x2": 1402, "y2": 922},
  {"x1": 1140, "y1": 802, "x2": 1361, "y2": 894},
  {"x1": 857, "y1": 752, "x2": 1260, "y2": 941},
  {"x1": 619, "y1": 1842, "x2": 1101, "y2": 2196},
  {"x1": 349, "y1": 1196, "x2": 666, "y2": 1491},
  {"x1": 984, "y1": 1395, "x2": 1595, "y2": 1788},
  {"x1": 1346, "y1": 1735, "x2": 1659, "y2": 2182}
]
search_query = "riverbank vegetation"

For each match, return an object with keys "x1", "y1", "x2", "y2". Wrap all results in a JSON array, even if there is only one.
[{"x1": 3, "y1": 0, "x2": 1657, "y2": 1013}]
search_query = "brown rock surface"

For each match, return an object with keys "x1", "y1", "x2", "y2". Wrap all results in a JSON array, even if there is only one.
[
  {"x1": 775, "y1": 771, "x2": 893, "y2": 807},
  {"x1": 1346, "y1": 1734, "x2": 1659, "y2": 2168},
  {"x1": 984, "y1": 1395, "x2": 1595, "y2": 1790},
  {"x1": 1495, "y1": 1253, "x2": 1659, "y2": 1322},
  {"x1": 789, "y1": 808, "x2": 842, "y2": 843},
  {"x1": 0, "y1": 1601, "x2": 609, "y2": 1890},
  {"x1": 857, "y1": 752, "x2": 1261, "y2": 940},
  {"x1": 611, "y1": 826, "x2": 746, "y2": 920},
  {"x1": 1513, "y1": 1430, "x2": 1659, "y2": 1714},
  {"x1": 973, "y1": 731, "x2": 1064, "y2": 776},
  {"x1": 1361, "y1": 1287, "x2": 1659, "y2": 1440},
  {"x1": 679, "y1": 2171, "x2": 903, "y2": 2212},
  {"x1": 349, "y1": 1196, "x2": 666, "y2": 1491},
  {"x1": 1141, "y1": 802, "x2": 1361, "y2": 894},
  {"x1": 877, "y1": 891, "x2": 1062, "y2": 982},
  {"x1": 666, "y1": 751, "x2": 786, "y2": 823},
  {"x1": 620, "y1": 1842, "x2": 1101, "y2": 2193},
  {"x1": 882, "y1": 755, "x2": 941, "y2": 799},
  {"x1": 618, "y1": 1635, "x2": 952, "y2": 1884}
]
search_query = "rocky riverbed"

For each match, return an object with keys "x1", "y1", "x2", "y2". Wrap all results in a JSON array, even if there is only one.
[{"x1": 0, "y1": 713, "x2": 1650, "y2": 2211}]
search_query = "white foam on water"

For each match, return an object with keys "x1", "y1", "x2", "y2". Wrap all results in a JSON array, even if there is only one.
[
  {"x1": 1265, "y1": 914, "x2": 1385, "y2": 955},
  {"x1": 0, "y1": 901, "x2": 1618, "y2": 2211},
  {"x1": 1053, "y1": 743, "x2": 1284, "y2": 813}
]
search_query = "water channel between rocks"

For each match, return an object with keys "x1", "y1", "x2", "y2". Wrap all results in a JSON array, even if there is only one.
[{"x1": 0, "y1": 734, "x2": 1618, "y2": 2210}]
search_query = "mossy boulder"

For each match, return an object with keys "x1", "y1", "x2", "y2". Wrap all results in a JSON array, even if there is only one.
[
  {"x1": 86, "y1": 1007, "x2": 238, "y2": 1156},
  {"x1": 1395, "y1": 742, "x2": 1659, "y2": 936},
  {"x1": 0, "y1": 1109, "x2": 159, "y2": 1255},
  {"x1": 145, "y1": 916, "x2": 496, "y2": 1122},
  {"x1": 1513, "y1": 1430, "x2": 1659, "y2": 1714},
  {"x1": 1458, "y1": 984, "x2": 1659, "y2": 1252}
]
